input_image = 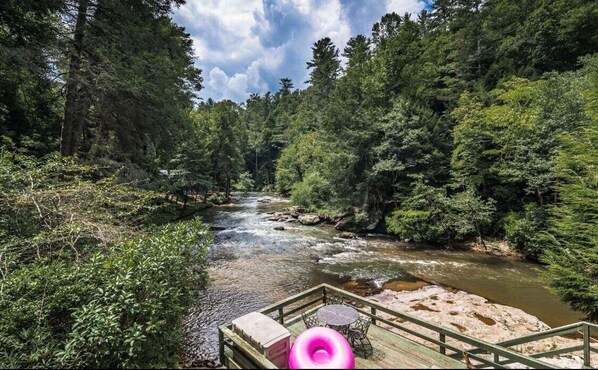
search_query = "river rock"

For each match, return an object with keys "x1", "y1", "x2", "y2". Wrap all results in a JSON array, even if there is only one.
[
  {"x1": 257, "y1": 198, "x2": 272, "y2": 203},
  {"x1": 368, "y1": 286, "x2": 596, "y2": 367},
  {"x1": 339, "y1": 231, "x2": 355, "y2": 239},
  {"x1": 335, "y1": 213, "x2": 382, "y2": 232},
  {"x1": 287, "y1": 206, "x2": 307, "y2": 214},
  {"x1": 209, "y1": 225, "x2": 226, "y2": 231},
  {"x1": 298, "y1": 214, "x2": 321, "y2": 225},
  {"x1": 273, "y1": 226, "x2": 285, "y2": 231}
]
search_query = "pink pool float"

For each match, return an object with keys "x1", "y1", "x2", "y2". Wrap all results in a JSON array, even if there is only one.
[{"x1": 288, "y1": 327, "x2": 355, "y2": 369}]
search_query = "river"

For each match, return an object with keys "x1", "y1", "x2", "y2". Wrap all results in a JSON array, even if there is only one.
[{"x1": 182, "y1": 193, "x2": 582, "y2": 365}]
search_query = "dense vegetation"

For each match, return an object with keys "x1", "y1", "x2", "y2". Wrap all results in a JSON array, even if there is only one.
[
  {"x1": 1, "y1": 0, "x2": 597, "y2": 366},
  {"x1": 0, "y1": 0, "x2": 217, "y2": 367},
  {"x1": 229, "y1": 1, "x2": 597, "y2": 320}
]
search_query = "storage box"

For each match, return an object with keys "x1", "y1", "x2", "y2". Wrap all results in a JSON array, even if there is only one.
[{"x1": 232, "y1": 312, "x2": 291, "y2": 368}]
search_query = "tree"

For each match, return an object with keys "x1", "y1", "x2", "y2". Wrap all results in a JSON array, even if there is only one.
[
  {"x1": 57, "y1": 0, "x2": 201, "y2": 164},
  {"x1": 202, "y1": 100, "x2": 243, "y2": 198},
  {"x1": 0, "y1": 0, "x2": 63, "y2": 154},
  {"x1": 544, "y1": 55, "x2": 598, "y2": 320},
  {"x1": 373, "y1": 98, "x2": 444, "y2": 197},
  {"x1": 343, "y1": 35, "x2": 371, "y2": 69},
  {"x1": 306, "y1": 37, "x2": 340, "y2": 99}
]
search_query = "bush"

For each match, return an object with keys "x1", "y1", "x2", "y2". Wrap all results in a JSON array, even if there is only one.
[
  {"x1": 233, "y1": 171, "x2": 255, "y2": 192},
  {"x1": 385, "y1": 182, "x2": 450, "y2": 242},
  {"x1": 385, "y1": 183, "x2": 496, "y2": 243},
  {"x1": 504, "y1": 203, "x2": 549, "y2": 260},
  {"x1": 290, "y1": 172, "x2": 332, "y2": 210},
  {"x1": 0, "y1": 219, "x2": 210, "y2": 368},
  {"x1": 387, "y1": 209, "x2": 444, "y2": 241}
]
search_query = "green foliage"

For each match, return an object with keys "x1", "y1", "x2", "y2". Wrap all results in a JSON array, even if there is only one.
[
  {"x1": 0, "y1": 219, "x2": 210, "y2": 368},
  {"x1": 0, "y1": 153, "x2": 211, "y2": 367},
  {"x1": 504, "y1": 204, "x2": 549, "y2": 260},
  {"x1": 544, "y1": 55, "x2": 598, "y2": 320},
  {"x1": 0, "y1": 153, "x2": 180, "y2": 263},
  {"x1": 386, "y1": 183, "x2": 495, "y2": 243},
  {"x1": 290, "y1": 172, "x2": 332, "y2": 210},
  {"x1": 233, "y1": 171, "x2": 255, "y2": 192},
  {"x1": 385, "y1": 183, "x2": 449, "y2": 242}
]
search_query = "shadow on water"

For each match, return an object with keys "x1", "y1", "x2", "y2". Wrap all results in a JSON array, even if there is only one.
[{"x1": 182, "y1": 193, "x2": 583, "y2": 364}]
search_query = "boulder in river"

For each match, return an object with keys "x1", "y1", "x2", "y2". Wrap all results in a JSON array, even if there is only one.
[
  {"x1": 298, "y1": 214, "x2": 321, "y2": 225},
  {"x1": 335, "y1": 212, "x2": 382, "y2": 232},
  {"x1": 209, "y1": 225, "x2": 226, "y2": 231},
  {"x1": 273, "y1": 226, "x2": 285, "y2": 231},
  {"x1": 339, "y1": 231, "x2": 355, "y2": 239},
  {"x1": 287, "y1": 205, "x2": 307, "y2": 214}
]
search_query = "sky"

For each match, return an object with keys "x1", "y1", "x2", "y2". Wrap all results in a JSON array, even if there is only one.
[{"x1": 173, "y1": 0, "x2": 433, "y2": 103}]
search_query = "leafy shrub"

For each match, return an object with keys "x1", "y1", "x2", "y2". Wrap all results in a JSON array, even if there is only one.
[
  {"x1": 233, "y1": 171, "x2": 255, "y2": 192},
  {"x1": 290, "y1": 172, "x2": 332, "y2": 210},
  {"x1": 504, "y1": 203, "x2": 548, "y2": 260},
  {"x1": 385, "y1": 183, "x2": 495, "y2": 243},
  {"x1": 387, "y1": 209, "x2": 444, "y2": 241},
  {"x1": 385, "y1": 183, "x2": 449, "y2": 242},
  {"x1": 0, "y1": 219, "x2": 210, "y2": 368}
]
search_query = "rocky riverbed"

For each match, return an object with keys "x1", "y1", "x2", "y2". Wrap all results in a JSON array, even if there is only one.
[{"x1": 368, "y1": 285, "x2": 595, "y2": 368}]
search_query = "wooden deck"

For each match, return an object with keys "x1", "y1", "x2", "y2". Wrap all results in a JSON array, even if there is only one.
[
  {"x1": 285, "y1": 319, "x2": 466, "y2": 369},
  {"x1": 218, "y1": 284, "x2": 597, "y2": 369}
]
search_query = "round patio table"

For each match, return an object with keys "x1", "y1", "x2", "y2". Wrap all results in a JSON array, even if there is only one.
[{"x1": 317, "y1": 304, "x2": 359, "y2": 327}]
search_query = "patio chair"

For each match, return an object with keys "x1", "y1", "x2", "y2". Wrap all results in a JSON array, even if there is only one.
[
  {"x1": 348, "y1": 317, "x2": 373, "y2": 358},
  {"x1": 302, "y1": 312, "x2": 322, "y2": 329},
  {"x1": 325, "y1": 294, "x2": 344, "y2": 305}
]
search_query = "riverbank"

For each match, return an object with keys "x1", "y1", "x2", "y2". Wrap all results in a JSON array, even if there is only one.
[
  {"x1": 258, "y1": 196, "x2": 524, "y2": 260},
  {"x1": 367, "y1": 285, "x2": 594, "y2": 368}
]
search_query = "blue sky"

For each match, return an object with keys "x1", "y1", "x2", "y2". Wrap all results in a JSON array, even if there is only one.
[{"x1": 173, "y1": 0, "x2": 433, "y2": 103}]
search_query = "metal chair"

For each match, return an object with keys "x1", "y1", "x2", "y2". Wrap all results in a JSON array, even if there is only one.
[
  {"x1": 348, "y1": 317, "x2": 373, "y2": 358},
  {"x1": 302, "y1": 312, "x2": 322, "y2": 329},
  {"x1": 325, "y1": 294, "x2": 344, "y2": 305}
]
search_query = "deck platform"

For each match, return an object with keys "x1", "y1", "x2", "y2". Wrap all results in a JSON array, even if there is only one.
[
  {"x1": 285, "y1": 319, "x2": 466, "y2": 368},
  {"x1": 218, "y1": 283, "x2": 597, "y2": 369}
]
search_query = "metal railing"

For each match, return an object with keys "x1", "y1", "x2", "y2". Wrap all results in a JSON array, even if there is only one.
[{"x1": 218, "y1": 283, "x2": 595, "y2": 369}]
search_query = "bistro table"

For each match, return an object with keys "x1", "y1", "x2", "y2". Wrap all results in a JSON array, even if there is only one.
[{"x1": 317, "y1": 304, "x2": 359, "y2": 333}]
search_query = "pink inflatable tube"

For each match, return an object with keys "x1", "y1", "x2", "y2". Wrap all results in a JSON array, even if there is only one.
[{"x1": 288, "y1": 327, "x2": 355, "y2": 369}]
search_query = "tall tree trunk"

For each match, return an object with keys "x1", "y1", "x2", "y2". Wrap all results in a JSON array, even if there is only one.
[{"x1": 60, "y1": 0, "x2": 89, "y2": 156}]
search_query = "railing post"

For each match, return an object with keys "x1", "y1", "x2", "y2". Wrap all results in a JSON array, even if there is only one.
[
  {"x1": 371, "y1": 307, "x2": 377, "y2": 325},
  {"x1": 583, "y1": 323, "x2": 591, "y2": 368},
  {"x1": 494, "y1": 353, "x2": 500, "y2": 364},
  {"x1": 323, "y1": 286, "x2": 328, "y2": 304},
  {"x1": 278, "y1": 307, "x2": 284, "y2": 324},
  {"x1": 218, "y1": 327, "x2": 225, "y2": 366},
  {"x1": 439, "y1": 333, "x2": 446, "y2": 355}
]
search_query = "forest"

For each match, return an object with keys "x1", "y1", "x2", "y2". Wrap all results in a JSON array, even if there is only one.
[{"x1": 1, "y1": 0, "x2": 597, "y2": 368}]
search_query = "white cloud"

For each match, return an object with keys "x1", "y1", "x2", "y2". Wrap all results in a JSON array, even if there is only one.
[
  {"x1": 386, "y1": 0, "x2": 427, "y2": 18},
  {"x1": 207, "y1": 67, "x2": 250, "y2": 102},
  {"x1": 175, "y1": 0, "x2": 427, "y2": 102}
]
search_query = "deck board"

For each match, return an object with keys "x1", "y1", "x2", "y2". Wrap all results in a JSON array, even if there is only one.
[{"x1": 285, "y1": 320, "x2": 467, "y2": 369}]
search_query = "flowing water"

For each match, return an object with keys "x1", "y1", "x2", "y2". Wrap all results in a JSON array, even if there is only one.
[{"x1": 182, "y1": 193, "x2": 583, "y2": 364}]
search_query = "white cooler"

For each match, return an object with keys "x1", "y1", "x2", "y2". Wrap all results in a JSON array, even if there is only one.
[{"x1": 232, "y1": 312, "x2": 291, "y2": 368}]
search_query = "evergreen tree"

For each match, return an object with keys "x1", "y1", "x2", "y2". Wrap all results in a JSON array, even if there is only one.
[
  {"x1": 544, "y1": 55, "x2": 598, "y2": 320},
  {"x1": 306, "y1": 37, "x2": 340, "y2": 99}
]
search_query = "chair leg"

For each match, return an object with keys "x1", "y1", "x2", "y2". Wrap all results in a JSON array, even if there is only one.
[{"x1": 350, "y1": 336, "x2": 373, "y2": 359}]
